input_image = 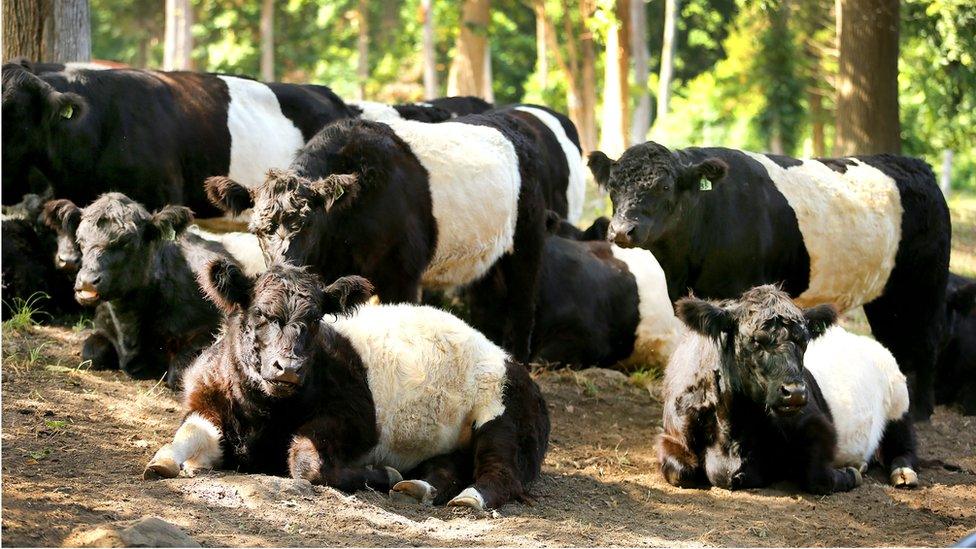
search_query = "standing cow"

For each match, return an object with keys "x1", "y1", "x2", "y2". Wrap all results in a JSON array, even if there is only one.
[{"x1": 589, "y1": 142, "x2": 950, "y2": 419}]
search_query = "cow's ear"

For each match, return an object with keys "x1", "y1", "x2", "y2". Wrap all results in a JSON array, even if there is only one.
[
  {"x1": 311, "y1": 174, "x2": 360, "y2": 211},
  {"x1": 205, "y1": 176, "x2": 253, "y2": 215},
  {"x1": 587, "y1": 151, "x2": 614, "y2": 188},
  {"x1": 322, "y1": 275, "x2": 374, "y2": 316},
  {"x1": 147, "y1": 205, "x2": 193, "y2": 241},
  {"x1": 199, "y1": 259, "x2": 253, "y2": 312},
  {"x1": 678, "y1": 157, "x2": 728, "y2": 192},
  {"x1": 948, "y1": 283, "x2": 976, "y2": 315},
  {"x1": 803, "y1": 304, "x2": 837, "y2": 339},
  {"x1": 40, "y1": 198, "x2": 81, "y2": 232},
  {"x1": 676, "y1": 297, "x2": 734, "y2": 339},
  {"x1": 544, "y1": 210, "x2": 563, "y2": 235},
  {"x1": 46, "y1": 91, "x2": 87, "y2": 125}
]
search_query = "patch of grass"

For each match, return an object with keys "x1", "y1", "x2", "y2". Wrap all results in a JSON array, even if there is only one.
[
  {"x1": 71, "y1": 315, "x2": 93, "y2": 332},
  {"x1": 26, "y1": 343, "x2": 50, "y2": 366},
  {"x1": 2, "y1": 292, "x2": 50, "y2": 331},
  {"x1": 629, "y1": 367, "x2": 662, "y2": 390}
]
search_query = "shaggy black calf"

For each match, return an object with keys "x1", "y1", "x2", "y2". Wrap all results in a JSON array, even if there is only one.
[
  {"x1": 206, "y1": 115, "x2": 548, "y2": 360},
  {"x1": 937, "y1": 273, "x2": 976, "y2": 415},
  {"x1": 46, "y1": 193, "x2": 253, "y2": 386},
  {"x1": 143, "y1": 262, "x2": 550, "y2": 511},
  {"x1": 658, "y1": 285, "x2": 918, "y2": 495}
]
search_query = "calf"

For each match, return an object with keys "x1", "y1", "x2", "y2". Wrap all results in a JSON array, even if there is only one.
[
  {"x1": 936, "y1": 273, "x2": 976, "y2": 415},
  {"x1": 658, "y1": 285, "x2": 918, "y2": 494},
  {"x1": 590, "y1": 143, "x2": 950, "y2": 419},
  {"x1": 143, "y1": 261, "x2": 550, "y2": 512},
  {"x1": 206, "y1": 115, "x2": 548, "y2": 360},
  {"x1": 45, "y1": 193, "x2": 258, "y2": 386},
  {"x1": 549, "y1": 216, "x2": 611, "y2": 242}
]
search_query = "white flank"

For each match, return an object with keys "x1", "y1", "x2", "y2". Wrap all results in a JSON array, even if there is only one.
[
  {"x1": 169, "y1": 412, "x2": 223, "y2": 470},
  {"x1": 804, "y1": 327, "x2": 909, "y2": 466},
  {"x1": 218, "y1": 76, "x2": 305, "y2": 189},
  {"x1": 743, "y1": 153, "x2": 903, "y2": 312},
  {"x1": 328, "y1": 304, "x2": 509, "y2": 472},
  {"x1": 384, "y1": 118, "x2": 521, "y2": 288},
  {"x1": 188, "y1": 225, "x2": 267, "y2": 276},
  {"x1": 514, "y1": 106, "x2": 586, "y2": 224},
  {"x1": 350, "y1": 100, "x2": 403, "y2": 122},
  {"x1": 610, "y1": 244, "x2": 683, "y2": 369}
]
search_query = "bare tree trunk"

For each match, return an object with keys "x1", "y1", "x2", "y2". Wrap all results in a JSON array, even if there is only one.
[
  {"x1": 809, "y1": 89, "x2": 826, "y2": 156},
  {"x1": 599, "y1": 0, "x2": 630, "y2": 156},
  {"x1": 260, "y1": 0, "x2": 274, "y2": 81},
  {"x1": 421, "y1": 0, "x2": 438, "y2": 99},
  {"x1": 834, "y1": 0, "x2": 900, "y2": 154},
  {"x1": 535, "y1": 3, "x2": 548, "y2": 89},
  {"x1": 42, "y1": 0, "x2": 91, "y2": 62},
  {"x1": 482, "y1": 43, "x2": 494, "y2": 102},
  {"x1": 630, "y1": 0, "x2": 650, "y2": 144},
  {"x1": 940, "y1": 150, "x2": 953, "y2": 198},
  {"x1": 355, "y1": 0, "x2": 369, "y2": 100},
  {"x1": 447, "y1": 0, "x2": 491, "y2": 98},
  {"x1": 163, "y1": 0, "x2": 193, "y2": 70},
  {"x1": 578, "y1": 0, "x2": 598, "y2": 152},
  {"x1": 655, "y1": 0, "x2": 679, "y2": 128},
  {"x1": 3, "y1": 0, "x2": 46, "y2": 61}
]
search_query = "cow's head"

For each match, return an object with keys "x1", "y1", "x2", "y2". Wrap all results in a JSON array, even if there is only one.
[
  {"x1": 40, "y1": 199, "x2": 82, "y2": 272},
  {"x1": 206, "y1": 169, "x2": 359, "y2": 267},
  {"x1": 71, "y1": 193, "x2": 192, "y2": 305},
  {"x1": 2, "y1": 63, "x2": 88, "y2": 203},
  {"x1": 676, "y1": 285, "x2": 836, "y2": 418},
  {"x1": 200, "y1": 260, "x2": 373, "y2": 398},
  {"x1": 588, "y1": 142, "x2": 727, "y2": 248}
]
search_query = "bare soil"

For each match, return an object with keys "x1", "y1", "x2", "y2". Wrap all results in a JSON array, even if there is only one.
[{"x1": 2, "y1": 324, "x2": 974, "y2": 547}]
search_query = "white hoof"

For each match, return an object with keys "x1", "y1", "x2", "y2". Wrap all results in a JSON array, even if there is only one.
[
  {"x1": 384, "y1": 466, "x2": 403, "y2": 485},
  {"x1": 890, "y1": 467, "x2": 919, "y2": 488},
  {"x1": 448, "y1": 487, "x2": 485, "y2": 511},
  {"x1": 390, "y1": 479, "x2": 437, "y2": 505},
  {"x1": 143, "y1": 445, "x2": 180, "y2": 480},
  {"x1": 846, "y1": 466, "x2": 863, "y2": 487}
]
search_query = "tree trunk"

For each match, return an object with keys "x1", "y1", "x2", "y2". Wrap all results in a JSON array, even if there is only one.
[
  {"x1": 578, "y1": 0, "x2": 598, "y2": 152},
  {"x1": 260, "y1": 0, "x2": 274, "y2": 81},
  {"x1": 630, "y1": 0, "x2": 650, "y2": 144},
  {"x1": 421, "y1": 0, "x2": 438, "y2": 99},
  {"x1": 655, "y1": 0, "x2": 679, "y2": 128},
  {"x1": 599, "y1": 0, "x2": 630, "y2": 156},
  {"x1": 940, "y1": 150, "x2": 952, "y2": 198},
  {"x1": 42, "y1": 0, "x2": 91, "y2": 62},
  {"x1": 447, "y1": 0, "x2": 491, "y2": 99},
  {"x1": 535, "y1": 3, "x2": 548, "y2": 89},
  {"x1": 834, "y1": 0, "x2": 900, "y2": 155},
  {"x1": 163, "y1": 0, "x2": 193, "y2": 70},
  {"x1": 3, "y1": 0, "x2": 46, "y2": 61},
  {"x1": 355, "y1": 0, "x2": 369, "y2": 100},
  {"x1": 482, "y1": 42, "x2": 494, "y2": 102},
  {"x1": 809, "y1": 89, "x2": 826, "y2": 156}
]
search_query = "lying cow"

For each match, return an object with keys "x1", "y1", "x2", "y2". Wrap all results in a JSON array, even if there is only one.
[
  {"x1": 206, "y1": 114, "x2": 548, "y2": 360},
  {"x1": 143, "y1": 261, "x2": 550, "y2": 512},
  {"x1": 589, "y1": 143, "x2": 950, "y2": 419},
  {"x1": 2, "y1": 63, "x2": 352, "y2": 213},
  {"x1": 937, "y1": 273, "x2": 976, "y2": 415},
  {"x1": 45, "y1": 193, "x2": 262, "y2": 386},
  {"x1": 659, "y1": 285, "x2": 918, "y2": 494}
]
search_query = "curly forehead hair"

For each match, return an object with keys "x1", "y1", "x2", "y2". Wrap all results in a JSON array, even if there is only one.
[
  {"x1": 250, "y1": 170, "x2": 317, "y2": 230},
  {"x1": 613, "y1": 142, "x2": 678, "y2": 187},
  {"x1": 251, "y1": 263, "x2": 324, "y2": 321},
  {"x1": 78, "y1": 192, "x2": 151, "y2": 242},
  {"x1": 729, "y1": 285, "x2": 805, "y2": 334}
]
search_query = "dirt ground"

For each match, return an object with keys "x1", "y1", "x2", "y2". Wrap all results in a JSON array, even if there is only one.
[{"x1": 2, "y1": 323, "x2": 974, "y2": 547}]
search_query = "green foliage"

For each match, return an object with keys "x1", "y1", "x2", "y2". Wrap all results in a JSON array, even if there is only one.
[{"x1": 2, "y1": 292, "x2": 50, "y2": 331}]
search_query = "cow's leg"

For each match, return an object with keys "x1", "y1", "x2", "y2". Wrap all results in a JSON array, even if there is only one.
[
  {"x1": 658, "y1": 433, "x2": 703, "y2": 488},
  {"x1": 288, "y1": 435, "x2": 400, "y2": 493},
  {"x1": 729, "y1": 458, "x2": 769, "y2": 490},
  {"x1": 81, "y1": 332, "x2": 119, "y2": 370},
  {"x1": 796, "y1": 415, "x2": 862, "y2": 494},
  {"x1": 496, "y1": 196, "x2": 546, "y2": 362},
  {"x1": 392, "y1": 450, "x2": 472, "y2": 505},
  {"x1": 144, "y1": 412, "x2": 223, "y2": 479},
  {"x1": 878, "y1": 412, "x2": 919, "y2": 488}
]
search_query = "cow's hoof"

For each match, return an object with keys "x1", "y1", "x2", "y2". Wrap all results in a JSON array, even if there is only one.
[
  {"x1": 857, "y1": 462, "x2": 868, "y2": 474},
  {"x1": 890, "y1": 467, "x2": 919, "y2": 489},
  {"x1": 448, "y1": 487, "x2": 485, "y2": 512},
  {"x1": 384, "y1": 466, "x2": 402, "y2": 485},
  {"x1": 846, "y1": 466, "x2": 863, "y2": 487},
  {"x1": 390, "y1": 480, "x2": 437, "y2": 505},
  {"x1": 143, "y1": 457, "x2": 180, "y2": 480}
]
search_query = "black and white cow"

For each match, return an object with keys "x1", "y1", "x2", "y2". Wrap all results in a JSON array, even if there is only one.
[
  {"x1": 1, "y1": 63, "x2": 353, "y2": 212},
  {"x1": 206, "y1": 114, "x2": 548, "y2": 360},
  {"x1": 589, "y1": 142, "x2": 951, "y2": 419},
  {"x1": 937, "y1": 273, "x2": 976, "y2": 415},
  {"x1": 46, "y1": 193, "x2": 263, "y2": 386},
  {"x1": 143, "y1": 261, "x2": 550, "y2": 512},
  {"x1": 659, "y1": 285, "x2": 918, "y2": 494}
]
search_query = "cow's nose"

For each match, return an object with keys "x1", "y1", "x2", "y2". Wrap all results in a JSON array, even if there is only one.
[
  {"x1": 75, "y1": 273, "x2": 101, "y2": 289},
  {"x1": 779, "y1": 383, "x2": 808, "y2": 407},
  {"x1": 272, "y1": 357, "x2": 303, "y2": 383},
  {"x1": 610, "y1": 222, "x2": 636, "y2": 247},
  {"x1": 57, "y1": 255, "x2": 79, "y2": 270}
]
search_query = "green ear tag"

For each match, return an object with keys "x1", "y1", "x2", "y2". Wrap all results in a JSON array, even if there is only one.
[
  {"x1": 59, "y1": 104, "x2": 74, "y2": 120},
  {"x1": 700, "y1": 179, "x2": 712, "y2": 191},
  {"x1": 163, "y1": 225, "x2": 176, "y2": 241},
  {"x1": 332, "y1": 184, "x2": 344, "y2": 201}
]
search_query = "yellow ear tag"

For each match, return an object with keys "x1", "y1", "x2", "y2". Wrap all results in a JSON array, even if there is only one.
[
  {"x1": 700, "y1": 180, "x2": 712, "y2": 191},
  {"x1": 59, "y1": 104, "x2": 74, "y2": 119},
  {"x1": 163, "y1": 225, "x2": 176, "y2": 241}
]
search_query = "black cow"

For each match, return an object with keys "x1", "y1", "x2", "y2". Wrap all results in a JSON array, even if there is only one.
[
  {"x1": 937, "y1": 273, "x2": 976, "y2": 415},
  {"x1": 549, "y1": 216, "x2": 611, "y2": 241},
  {"x1": 46, "y1": 193, "x2": 251, "y2": 386},
  {"x1": 427, "y1": 95, "x2": 493, "y2": 116},
  {"x1": 659, "y1": 285, "x2": 919, "y2": 494},
  {"x1": 2, "y1": 63, "x2": 352, "y2": 213},
  {"x1": 143, "y1": 261, "x2": 550, "y2": 512},
  {"x1": 206, "y1": 115, "x2": 548, "y2": 360},
  {"x1": 589, "y1": 142, "x2": 951, "y2": 419}
]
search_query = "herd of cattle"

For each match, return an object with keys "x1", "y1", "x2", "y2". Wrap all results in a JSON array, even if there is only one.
[{"x1": 2, "y1": 58, "x2": 974, "y2": 511}]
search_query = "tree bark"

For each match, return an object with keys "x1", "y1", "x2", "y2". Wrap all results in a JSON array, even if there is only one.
[
  {"x1": 809, "y1": 89, "x2": 826, "y2": 156},
  {"x1": 447, "y1": 0, "x2": 491, "y2": 99},
  {"x1": 3, "y1": 0, "x2": 46, "y2": 61},
  {"x1": 42, "y1": 0, "x2": 91, "y2": 62},
  {"x1": 355, "y1": 0, "x2": 369, "y2": 100},
  {"x1": 163, "y1": 0, "x2": 193, "y2": 70},
  {"x1": 578, "y1": 0, "x2": 598, "y2": 151},
  {"x1": 655, "y1": 0, "x2": 679, "y2": 128},
  {"x1": 421, "y1": 0, "x2": 438, "y2": 99},
  {"x1": 535, "y1": 2, "x2": 548, "y2": 89},
  {"x1": 599, "y1": 0, "x2": 630, "y2": 156},
  {"x1": 260, "y1": 0, "x2": 274, "y2": 81},
  {"x1": 834, "y1": 0, "x2": 900, "y2": 155},
  {"x1": 630, "y1": 0, "x2": 650, "y2": 144},
  {"x1": 940, "y1": 150, "x2": 952, "y2": 198}
]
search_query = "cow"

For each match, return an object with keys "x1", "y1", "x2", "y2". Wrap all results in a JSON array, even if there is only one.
[
  {"x1": 589, "y1": 142, "x2": 951, "y2": 419},
  {"x1": 143, "y1": 261, "x2": 550, "y2": 512},
  {"x1": 1, "y1": 63, "x2": 353, "y2": 212},
  {"x1": 44, "y1": 193, "x2": 262, "y2": 386},
  {"x1": 427, "y1": 95, "x2": 493, "y2": 116},
  {"x1": 937, "y1": 273, "x2": 976, "y2": 415},
  {"x1": 549, "y1": 216, "x2": 611, "y2": 242},
  {"x1": 658, "y1": 285, "x2": 918, "y2": 495},
  {"x1": 205, "y1": 114, "x2": 548, "y2": 360}
]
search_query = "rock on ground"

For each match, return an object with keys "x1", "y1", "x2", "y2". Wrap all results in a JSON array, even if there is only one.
[{"x1": 63, "y1": 516, "x2": 199, "y2": 548}]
